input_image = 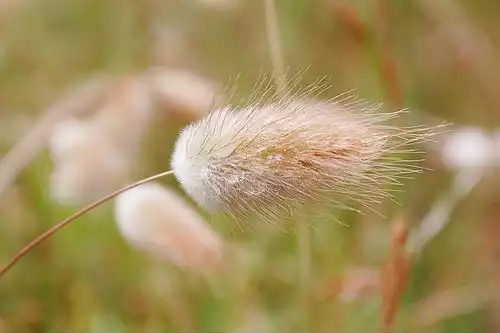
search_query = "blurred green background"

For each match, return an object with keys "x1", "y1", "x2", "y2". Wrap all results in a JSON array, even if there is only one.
[{"x1": 1, "y1": 0, "x2": 500, "y2": 331}]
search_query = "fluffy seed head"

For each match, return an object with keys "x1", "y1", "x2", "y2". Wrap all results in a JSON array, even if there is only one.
[
  {"x1": 441, "y1": 126, "x2": 496, "y2": 170},
  {"x1": 172, "y1": 90, "x2": 435, "y2": 219},
  {"x1": 114, "y1": 182, "x2": 223, "y2": 274}
]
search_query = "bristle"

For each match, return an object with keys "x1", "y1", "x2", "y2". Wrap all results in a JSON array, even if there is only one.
[{"x1": 171, "y1": 90, "x2": 437, "y2": 221}]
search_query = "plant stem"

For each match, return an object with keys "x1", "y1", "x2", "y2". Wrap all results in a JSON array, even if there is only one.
[
  {"x1": 0, "y1": 169, "x2": 174, "y2": 279},
  {"x1": 298, "y1": 217, "x2": 312, "y2": 330},
  {"x1": 264, "y1": 0, "x2": 286, "y2": 96}
]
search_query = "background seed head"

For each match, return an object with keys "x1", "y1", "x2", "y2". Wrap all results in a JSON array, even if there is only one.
[
  {"x1": 114, "y1": 182, "x2": 224, "y2": 274},
  {"x1": 148, "y1": 68, "x2": 218, "y2": 122},
  {"x1": 50, "y1": 138, "x2": 129, "y2": 205}
]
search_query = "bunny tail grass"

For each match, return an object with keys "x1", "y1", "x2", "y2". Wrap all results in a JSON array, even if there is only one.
[{"x1": 0, "y1": 170, "x2": 174, "y2": 280}]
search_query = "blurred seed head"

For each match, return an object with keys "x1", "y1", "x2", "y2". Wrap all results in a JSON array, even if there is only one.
[
  {"x1": 48, "y1": 74, "x2": 157, "y2": 205},
  {"x1": 50, "y1": 153, "x2": 128, "y2": 205},
  {"x1": 441, "y1": 126, "x2": 496, "y2": 170},
  {"x1": 114, "y1": 182, "x2": 224, "y2": 274},
  {"x1": 49, "y1": 117, "x2": 96, "y2": 161},
  {"x1": 172, "y1": 89, "x2": 436, "y2": 220},
  {"x1": 49, "y1": 120, "x2": 129, "y2": 205},
  {"x1": 148, "y1": 68, "x2": 218, "y2": 122}
]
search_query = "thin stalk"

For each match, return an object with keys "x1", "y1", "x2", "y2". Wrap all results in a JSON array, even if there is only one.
[
  {"x1": 298, "y1": 220, "x2": 312, "y2": 330},
  {"x1": 264, "y1": 0, "x2": 286, "y2": 96},
  {"x1": 263, "y1": 0, "x2": 313, "y2": 328},
  {"x1": 0, "y1": 170, "x2": 174, "y2": 279},
  {"x1": 407, "y1": 169, "x2": 482, "y2": 256}
]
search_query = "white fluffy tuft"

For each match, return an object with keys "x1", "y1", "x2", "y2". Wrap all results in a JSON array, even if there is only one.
[
  {"x1": 114, "y1": 182, "x2": 223, "y2": 273},
  {"x1": 441, "y1": 126, "x2": 496, "y2": 170},
  {"x1": 171, "y1": 92, "x2": 436, "y2": 220}
]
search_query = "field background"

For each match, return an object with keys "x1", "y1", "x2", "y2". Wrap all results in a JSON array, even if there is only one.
[{"x1": 1, "y1": 0, "x2": 500, "y2": 331}]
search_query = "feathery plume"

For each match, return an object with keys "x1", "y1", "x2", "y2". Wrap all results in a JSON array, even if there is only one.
[
  {"x1": 114, "y1": 182, "x2": 224, "y2": 274},
  {"x1": 172, "y1": 89, "x2": 436, "y2": 220}
]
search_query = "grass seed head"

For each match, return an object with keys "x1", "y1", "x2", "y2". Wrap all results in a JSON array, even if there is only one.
[
  {"x1": 49, "y1": 119, "x2": 129, "y2": 204},
  {"x1": 114, "y1": 182, "x2": 224, "y2": 274},
  {"x1": 171, "y1": 88, "x2": 436, "y2": 220},
  {"x1": 441, "y1": 126, "x2": 495, "y2": 170}
]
